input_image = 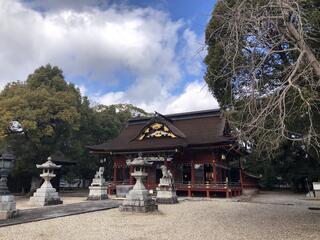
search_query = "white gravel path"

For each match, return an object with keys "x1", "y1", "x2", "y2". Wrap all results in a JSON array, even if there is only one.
[{"x1": 1, "y1": 196, "x2": 319, "y2": 240}]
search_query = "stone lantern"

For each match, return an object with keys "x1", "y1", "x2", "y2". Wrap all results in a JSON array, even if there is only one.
[
  {"x1": 29, "y1": 157, "x2": 63, "y2": 206},
  {"x1": 0, "y1": 146, "x2": 17, "y2": 220},
  {"x1": 119, "y1": 154, "x2": 158, "y2": 212}
]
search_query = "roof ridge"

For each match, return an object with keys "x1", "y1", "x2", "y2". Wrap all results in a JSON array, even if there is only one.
[{"x1": 128, "y1": 109, "x2": 222, "y2": 125}]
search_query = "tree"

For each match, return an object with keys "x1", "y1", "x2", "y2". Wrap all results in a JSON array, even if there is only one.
[
  {"x1": 205, "y1": 0, "x2": 320, "y2": 156},
  {"x1": 0, "y1": 65, "x2": 149, "y2": 191},
  {"x1": 0, "y1": 65, "x2": 81, "y2": 173}
]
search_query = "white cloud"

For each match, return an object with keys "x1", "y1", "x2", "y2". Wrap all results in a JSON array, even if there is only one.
[
  {"x1": 0, "y1": 0, "x2": 182, "y2": 91},
  {"x1": 0, "y1": 0, "x2": 218, "y2": 113},
  {"x1": 95, "y1": 91, "x2": 126, "y2": 105},
  {"x1": 164, "y1": 80, "x2": 219, "y2": 113},
  {"x1": 96, "y1": 80, "x2": 219, "y2": 114},
  {"x1": 181, "y1": 29, "x2": 205, "y2": 75},
  {"x1": 76, "y1": 84, "x2": 87, "y2": 96}
]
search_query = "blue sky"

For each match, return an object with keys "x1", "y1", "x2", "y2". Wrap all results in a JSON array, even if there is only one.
[{"x1": 0, "y1": 0, "x2": 218, "y2": 113}]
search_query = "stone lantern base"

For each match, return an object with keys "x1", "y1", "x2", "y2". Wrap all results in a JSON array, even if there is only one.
[
  {"x1": 29, "y1": 186, "x2": 63, "y2": 207},
  {"x1": 119, "y1": 188, "x2": 158, "y2": 213},
  {"x1": 0, "y1": 195, "x2": 18, "y2": 220}
]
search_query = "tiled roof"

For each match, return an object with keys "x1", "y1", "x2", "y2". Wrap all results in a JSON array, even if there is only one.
[{"x1": 87, "y1": 109, "x2": 234, "y2": 153}]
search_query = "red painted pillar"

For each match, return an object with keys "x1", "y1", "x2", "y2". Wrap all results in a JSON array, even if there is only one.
[
  {"x1": 191, "y1": 160, "x2": 195, "y2": 184},
  {"x1": 188, "y1": 184, "x2": 192, "y2": 197},
  {"x1": 212, "y1": 160, "x2": 217, "y2": 183},
  {"x1": 111, "y1": 163, "x2": 117, "y2": 195},
  {"x1": 226, "y1": 177, "x2": 230, "y2": 198},
  {"x1": 113, "y1": 163, "x2": 117, "y2": 183},
  {"x1": 122, "y1": 166, "x2": 126, "y2": 183},
  {"x1": 146, "y1": 167, "x2": 150, "y2": 189},
  {"x1": 129, "y1": 166, "x2": 134, "y2": 185},
  {"x1": 240, "y1": 168, "x2": 244, "y2": 188}
]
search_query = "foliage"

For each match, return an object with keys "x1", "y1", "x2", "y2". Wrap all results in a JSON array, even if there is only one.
[
  {"x1": 243, "y1": 142, "x2": 320, "y2": 190},
  {"x1": 0, "y1": 65, "x2": 148, "y2": 191},
  {"x1": 205, "y1": 0, "x2": 320, "y2": 156},
  {"x1": 205, "y1": 0, "x2": 320, "y2": 188}
]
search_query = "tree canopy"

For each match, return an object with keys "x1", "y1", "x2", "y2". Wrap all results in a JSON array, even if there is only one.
[
  {"x1": 205, "y1": 0, "x2": 320, "y2": 156},
  {"x1": 205, "y1": 0, "x2": 320, "y2": 188},
  {"x1": 0, "y1": 65, "x2": 148, "y2": 191}
]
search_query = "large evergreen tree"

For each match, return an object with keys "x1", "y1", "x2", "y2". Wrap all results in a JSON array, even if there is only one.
[{"x1": 0, "y1": 65, "x2": 148, "y2": 191}]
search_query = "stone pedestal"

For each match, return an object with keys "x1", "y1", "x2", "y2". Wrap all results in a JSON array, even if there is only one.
[
  {"x1": 0, "y1": 145, "x2": 17, "y2": 219},
  {"x1": 119, "y1": 155, "x2": 157, "y2": 213},
  {"x1": 88, "y1": 167, "x2": 108, "y2": 200},
  {"x1": 88, "y1": 186, "x2": 108, "y2": 200},
  {"x1": 306, "y1": 182, "x2": 320, "y2": 199},
  {"x1": 156, "y1": 187, "x2": 178, "y2": 204},
  {"x1": 0, "y1": 195, "x2": 18, "y2": 220},
  {"x1": 87, "y1": 186, "x2": 108, "y2": 200},
  {"x1": 29, "y1": 179, "x2": 63, "y2": 206},
  {"x1": 156, "y1": 166, "x2": 178, "y2": 204},
  {"x1": 313, "y1": 182, "x2": 320, "y2": 197},
  {"x1": 119, "y1": 187, "x2": 158, "y2": 212}
]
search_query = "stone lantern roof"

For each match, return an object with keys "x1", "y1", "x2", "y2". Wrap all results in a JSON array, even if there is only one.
[
  {"x1": 36, "y1": 157, "x2": 61, "y2": 169},
  {"x1": 127, "y1": 155, "x2": 153, "y2": 167}
]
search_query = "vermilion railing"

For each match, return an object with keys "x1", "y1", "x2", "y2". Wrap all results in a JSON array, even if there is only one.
[{"x1": 107, "y1": 181, "x2": 241, "y2": 190}]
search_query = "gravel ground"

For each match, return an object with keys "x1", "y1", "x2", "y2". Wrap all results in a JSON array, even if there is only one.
[{"x1": 1, "y1": 193, "x2": 319, "y2": 240}]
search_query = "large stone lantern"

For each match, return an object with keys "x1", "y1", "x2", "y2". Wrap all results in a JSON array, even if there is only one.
[
  {"x1": 0, "y1": 146, "x2": 17, "y2": 219},
  {"x1": 29, "y1": 157, "x2": 63, "y2": 206},
  {"x1": 119, "y1": 154, "x2": 158, "y2": 212}
]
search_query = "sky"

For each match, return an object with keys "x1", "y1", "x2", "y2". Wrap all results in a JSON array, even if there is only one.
[{"x1": 0, "y1": 0, "x2": 219, "y2": 114}]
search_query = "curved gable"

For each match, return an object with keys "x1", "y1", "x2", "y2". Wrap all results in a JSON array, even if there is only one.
[
  {"x1": 138, "y1": 122, "x2": 177, "y2": 140},
  {"x1": 133, "y1": 112, "x2": 186, "y2": 141}
]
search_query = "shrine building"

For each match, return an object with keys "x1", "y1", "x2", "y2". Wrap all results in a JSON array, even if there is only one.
[{"x1": 87, "y1": 109, "x2": 259, "y2": 198}]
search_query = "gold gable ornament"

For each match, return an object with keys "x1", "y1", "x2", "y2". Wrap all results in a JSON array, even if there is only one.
[{"x1": 138, "y1": 122, "x2": 177, "y2": 140}]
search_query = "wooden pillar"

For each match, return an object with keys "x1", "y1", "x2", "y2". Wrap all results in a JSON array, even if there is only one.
[
  {"x1": 226, "y1": 177, "x2": 230, "y2": 198},
  {"x1": 191, "y1": 160, "x2": 195, "y2": 184},
  {"x1": 147, "y1": 167, "x2": 151, "y2": 188},
  {"x1": 107, "y1": 183, "x2": 111, "y2": 195},
  {"x1": 188, "y1": 184, "x2": 191, "y2": 197},
  {"x1": 212, "y1": 160, "x2": 217, "y2": 183},
  {"x1": 122, "y1": 166, "x2": 126, "y2": 183},
  {"x1": 113, "y1": 163, "x2": 117, "y2": 183},
  {"x1": 239, "y1": 168, "x2": 244, "y2": 188},
  {"x1": 129, "y1": 166, "x2": 134, "y2": 185}
]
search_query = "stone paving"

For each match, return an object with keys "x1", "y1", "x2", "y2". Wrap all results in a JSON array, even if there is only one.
[
  {"x1": 0, "y1": 199, "x2": 120, "y2": 227},
  {"x1": 240, "y1": 190, "x2": 320, "y2": 208}
]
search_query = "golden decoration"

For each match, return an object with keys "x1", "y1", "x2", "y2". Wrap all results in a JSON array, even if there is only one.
[
  {"x1": 151, "y1": 123, "x2": 163, "y2": 130},
  {"x1": 138, "y1": 122, "x2": 177, "y2": 140}
]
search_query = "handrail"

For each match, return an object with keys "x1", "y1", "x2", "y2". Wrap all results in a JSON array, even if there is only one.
[{"x1": 107, "y1": 181, "x2": 241, "y2": 189}]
